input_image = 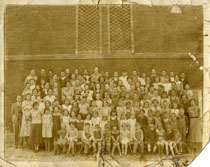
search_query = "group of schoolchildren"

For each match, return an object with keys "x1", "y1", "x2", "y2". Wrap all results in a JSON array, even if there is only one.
[{"x1": 11, "y1": 67, "x2": 200, "y2": 159}]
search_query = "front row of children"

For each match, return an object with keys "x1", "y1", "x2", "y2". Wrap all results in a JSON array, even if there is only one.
[{"x1": 52, "y1": 112, "x2": 182, "y2": 158}]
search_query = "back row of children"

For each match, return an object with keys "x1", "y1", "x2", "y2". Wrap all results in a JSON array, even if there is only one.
[{"x1": 11, "y1": 67, "x2": 201, "y2": 159}]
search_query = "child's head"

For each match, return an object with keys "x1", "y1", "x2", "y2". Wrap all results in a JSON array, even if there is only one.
[
  {"x1": 45, "y1": 108, "x2": 50, "y2": 114},
  {"x1": 143, "y1": 101, "x2": 149, "y2": 108},
  {"x1": 179, "y1": 108, "x2": 185, "y2": 115},
  {"x1": 172, "y1": 102, "x2": 178, "y2": 109},
  {"x1": 155, "y1": 76, "x2": 160, "y2": 83},
  {"x1": 26, "y1": 93, "x2": 31, "y2": 101},
  {"x1": 148, "y1": 109, "x2": 153, "y2": 116},
  {"x1": 48, "y1": 89, "x2": 53, "y2": 95},
  {"x1": 111, "y1": 111, "x2": 117, "y2": 116},
  {"x1": 162, "y1": 91, "x2": 168, "y2": 98},
  {"x1": 86, "y1": 114, "x2": 91, "y2": 120},
  {"x1": 185, "y1": 84, "x2": 190, "y2": 90},
  {"x1": 95, "y1": 93, "x2": 100, "y2": 100},
  {"x1": 170, "y1": 71, "x2": 174, "y2": 77},
  {"x1": 65, "y1": 99, "x2": 70, "y2": 105},
  {"x1": 140, "y1": 109, "x2": 145, "y2": 116},
  {"x1": 155, "y1": 110, "x2": 160, "y2": 117},
  {"x1": 112, "y1": 126, "x2": 118, "y2": 132},
  {"x1": 149, "y1": 124, "x2": 155, "y2": 131},
  {"x1": 33, "y1": 101, "x2": 39, "y2": 109},
  {"x1": 152, "y1": 99, "x2": 159, "y2": 106},
  {"x1": 102, "y1": 116, "x2": 107, "y2": 121},
  {"x1": 136, "y1": 123, "x2": 141, "y2": 130},
  {"x1": 77, "y1": 114, "x2": 82, "y2": 120},
  {"x1": 54, "y1": 106, "x2": 59, "y2": 113},
  {"x1": 64, "y1": 109, "x2": 69, "y2": 116}
]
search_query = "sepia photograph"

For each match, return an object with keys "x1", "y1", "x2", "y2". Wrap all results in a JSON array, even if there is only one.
[{"x1": 1, "y1": 0, "x2": 210, "y2": 167}]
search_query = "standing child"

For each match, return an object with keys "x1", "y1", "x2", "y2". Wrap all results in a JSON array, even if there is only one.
[
  {"x1": 42, "y1": 108, "x2": 53, "y2": 152},
  {"x1": 102, "y1": 123, "x2": 111, "y2": 154},
  {"x1": 82, "y1": 123, "x2": 93, "y2": 154},
  {"x1": 177, "y1": 108, "x2": 188, "y2": 153},
  {"x1": 156, "y1": 124, "x2": 166, "y2": 157},
  {"x1": 62, "y1": 109, "x2": 70, "y2": 129},
  {"x1": 110, "y1": 111, "x2": 119, "y2": 129},
  {"x1": 76, "y1": 114, "x2": 84, "y2": 142},
  {"x1": 111, "y1": 126, "x2": 122, "y2": 156},
  {"x1": 52, "y1": 106, "x2": 61, "y2": 144},
  {"x1": 120, "y1": 123, "x2": 130, "y2": 155},
  {"x1": 129, "y1": 114, "x2": 136, "y2": 141}
]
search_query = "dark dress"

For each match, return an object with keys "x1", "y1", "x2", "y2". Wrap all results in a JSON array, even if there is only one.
[{"x1": 52, "y1": 113, "x2": 61, "y2": 139}]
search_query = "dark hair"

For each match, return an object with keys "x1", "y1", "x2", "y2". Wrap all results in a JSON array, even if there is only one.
[{"x1": 33, "y1": 101, "x2": 39, "y2": 108}]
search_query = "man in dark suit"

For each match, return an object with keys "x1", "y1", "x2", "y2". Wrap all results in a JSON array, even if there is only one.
[{"x1": 11, "y1": 95, "x2": 22, "y2": 148}]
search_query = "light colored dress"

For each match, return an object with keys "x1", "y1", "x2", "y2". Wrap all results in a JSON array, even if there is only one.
[
  {"x1": 187, "y1": 106, "x2": 202, "y2": 142},
  {"x1": 19, "y1": 100, "x2": 32, "y2": 137},
  {"x1": 121, "y1": 129, "x2": 130, "y2": 144},
  {"x1": 42, "y1": 114, "x2": 52, "y2": 138}
]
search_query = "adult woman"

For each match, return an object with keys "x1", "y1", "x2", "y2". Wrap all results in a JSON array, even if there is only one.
[
  {"x1": 187, "y1": 99, "x2": 202, "y2": 154},
  {"x1": 29, "y1": 102, "x2": 42, "y2": 152}
]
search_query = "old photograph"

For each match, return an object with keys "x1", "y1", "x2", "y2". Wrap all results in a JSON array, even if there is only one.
[{"x1": 1, "y1": 0, "x2": 210, "y2": 167}]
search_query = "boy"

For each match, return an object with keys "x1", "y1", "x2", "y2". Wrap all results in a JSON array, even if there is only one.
[
  {"x1": 133, "y1": 123, "x2": 144, "y2": 159},
  {"x1": 92, "y1": 124, "x2": 102, "y2": 158},
  {"x1": 146, "y1": 124, "x2": 157, "y2": 154},
  {"x1": 111, "y1": 126, "x2": 122, "y2": 156}
]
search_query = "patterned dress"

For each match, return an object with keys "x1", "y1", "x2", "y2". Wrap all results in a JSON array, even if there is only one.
[{"x1": 19, "y1": 100, "x2": 33, "y2": 137}]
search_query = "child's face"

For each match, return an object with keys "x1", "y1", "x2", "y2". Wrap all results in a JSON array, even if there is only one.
[
  {"x1": 170, "y1": 72, "x2": 174, "y2": 77},
  {"x1": 64, "y1": 110, "x2": 68, "y2": 116},
  {"x1": 112, "y1": 126, "x2": 117, "y2": 131},
  {"x1": 155, "y1": 77, "x2": 159, "y2": 82},
  {"x1": 45, "y1": 109, "x2": 50, "y2": 114},
  {"x1": 26, "y1": 95, "x2": 31, "y2": 101},
  {"x1": 112, "y1": 112, "x2": 116, "y2": 116},
  {"x1": 185, "y1": 84, "x2": 190, "y2": 90},
  {"x1": 173, "y1": 103, "x2": 178, "y2": 109},
  {"x1": 96, "y1": 94, "x2": 100, "y2": 100},
  {"x1": 150, "y1": 125, "x2": 155, "y2": 131},
  {"x1": 65, "y1": 100, "x2": 70, "y2": 105},
  {"x1": 180, "y1": 109, "x2": 184, "y2": 115}
]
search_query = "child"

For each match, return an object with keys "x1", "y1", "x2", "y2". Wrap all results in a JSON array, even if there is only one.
[
  {"x1": 54, "y1": 123, "x2": 67, "y2": 154},
  {"x1": 62, "y1": 99, "x2": 72, "y2": 113},
  {"x1": 66, "y1": 124, "x2": 78, "y2": 155},
  {"x1": 142, "y1": 101, "x2": 151, "y2": 116},
  {"x1": 170, "y1": 113, "x2": 178, "y2": 130},
  {"x1": 156, "y1": 124, "x2": 166, "y2": 157},
  {"x1": 92, "y1": 124, "x2": 102, "y2": 158},
  {"x1": 110, "y1": 111, "x2": 118, "y2": 129},
  {"x1": 165, "y1": 125, "x2": 175, "y2": 156},
  {"x1": 52, "y1": 106, "x2": 61, "y2": 144},
  {"x1": 79, "y1": 96, "x2": 89, "y2": 120},
  {"x1": 101, "y1": 101, "x2": 111, "y2": 119},
  {"x1": 133, "y1": 123, "x2": 144, "y2": 158},
  {"x1": 129, "y1": 114, "x2": 136, "y2": 141},
  {"x1": 69, "y1": 111, "x2": 77, "y2": 127},
  {"x1": 42, "y1": 108, "x2": 53, "y2": 152},
  {"x1": 177, "y1": 108, "x2": 188, "y2": 153},
  {"x1": 82, "y1": 123, "x2": 93, "y2": 154},
  {"x1": 91, "y1": 112, "x2": 100, "y2": 128},
  {"x1": 136, "y1": 109, "x2": 148, "y2": 134},
  {"x1": 100, "y1": 116, "x2": 108, "y2": 134},
  {"x1": 146, "y1": 124, "x2": 157, "y2": 154},
  {"x1": 171, "y1": 102, "x2": 179, "y2": 117},
  {"x1": 102, "y1": 123, "x2": 111, "y2": 154},
  {"x1": 76, "y1": 114, "x2": 84, "y2": 142},
  {"x1": 120, "y1": 123, "x2": 130, "y2": 155},
  {"x1": 62, "y1": 109, "x2": 70, "y2": 129},
  {"x1": 116, "y1": 99, "x2": 126, "y2": 120},
  {"x1": 44, "y1": 89, "x2": 56, "y2": 104},
  {"x1": 111, "y1": 126, "x2": 122, "y2": 156}
]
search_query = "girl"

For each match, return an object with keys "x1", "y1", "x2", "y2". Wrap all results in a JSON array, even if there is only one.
[
  {"x1": 89, "y1": 100, "x2": 98, "y2": 117},
  {"x1": 82, "y1": 123, "x2": 93, "y2": 154},
  {"x1": 177, "y1": 108, "x2": 188, "y2": 153},
  {"x1": 42, "y1": 108, "x2": 53, "y2": 152},
  {"x1": 160, "y1": 91, "x2": 170, "y2": 108},
  {"x1": 78, "y1": 96, "x2": 89, "y2": 120},
  {"x1": 62, "y1": 99, "x2": 72, "y2": 113},
  {"x1": 153, "y1": 76, "x2": 161, "y2": 90},
  {"x1": 116, "y1": 99, "x2": 126, "y2": 120},
  {"x1": 52, "y1": 106, "x2": 61, "y2": 144},
  {"x1": 95, "y1": 93, "x2": 103, "y2": 109},
  {"x1": 101, "y1": 100, "x2": 111, "y2": 119},
  {"x1": 171, "y1": 102, "x2": 180, "y2": 117},
  {"x1": 156, "y1": 124, "x2": 166, "y2": 157},
  {"x1": 120, "y1": 123, "x2": 130, "y2": 155},
  {"x1": 110, "y1": 111, "x2": 118, "y2": 129},
  {"x1": 69, "y1": 111, "x2": 77, "y2": 127},
  {"x1": 31, "y1": 89, "x2": 38, "y2": 102},
  {"x1": 62, "y1": 81, "x2": 74, "y2": 100},
  {"x1": 29, "y1": 102, "x2": 42, "y2": 152},
  {"x1": 142, "y1": 101, "x2": 151, "y2": 116},
  {"x1": 76, "y1": 114, "x2": 84, "y2": 142},
  {"x1": 111, "y1": 126, "x2": 122, "y2": 156},
  {"x1": 52, "y1": 81, "x2": 61, "y2": 99},
  {"x1": 174, "y1": 75, "x2": 183, "y2": 91},
  {"x1": 129, "y1": 114, "x2": 136, "y2": 141},
  {"x1": 84, "y1": 114, "x2": 92, "y2": 127},
  {"x1": 44, "y1": 89, "x2": 56, "y2": 104},
  {"x1": 183, "y1": 84, "x2": 194, "y2": 100},
  {"x1": 54, "y1": 123, "x2": 67, "y2": 154},
  {"x1": 20, "y1": 93, "x2": 33, "y2": 147},
  {"x1": 91, "y1": 112, "x2": 100, "y2": 128},
  {"x1": 66, "y1": 124, "x2": 78, "y2": 155},
  {"x1": 62, "y1": 109, "x2": 70, "y2": 129}
]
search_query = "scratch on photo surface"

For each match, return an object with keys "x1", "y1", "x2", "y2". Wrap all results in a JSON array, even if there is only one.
[{"x1": 0, "y1": 156, "x2": 16, "y2": 166}]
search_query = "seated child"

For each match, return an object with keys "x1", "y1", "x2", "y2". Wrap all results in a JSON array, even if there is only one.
[
  {"x1": 102, "y1": 123, "x2": 111, "y2": 154},
  {"x1": 165, "y1": 125, "x2": 175, "y2": 156},
  {"x1": 82, "y1": 123, "x2": 93, "y2": 154},
  {"x1": 66, "y1": 124, "x2": 78, "y2": 155},
  {"x1": 133, "y1": 123, "x2": 144, "y2": 158},
  {"x1": 156, "y1": 124, "x2": 166, "y2": 157},
  {"x1": 146, "y1": 124, "x2": 157, "y2": 154},
  {"x1": 110, "y1": 111, "x2": 118, "y2": 129},
  {"x1": 92, "y1": 124, "x2": 102, "y2": 158},
  {"x1": 120, "y1": 123, "x2": 130, "y2": 155},
  {"x1": 76, "y1": 114, "x2": 84, "y2": 142},
  {"x1": 111, "y1": 126, "x2": 122, "y2": 156},
  {"x1": 54, "y1": 123, "x2": 67, "y2": 154}
]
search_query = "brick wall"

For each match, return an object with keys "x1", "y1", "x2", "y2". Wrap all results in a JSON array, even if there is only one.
[{"x1": 5, "y1": 58, "x2": 203, "y2": 126}]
